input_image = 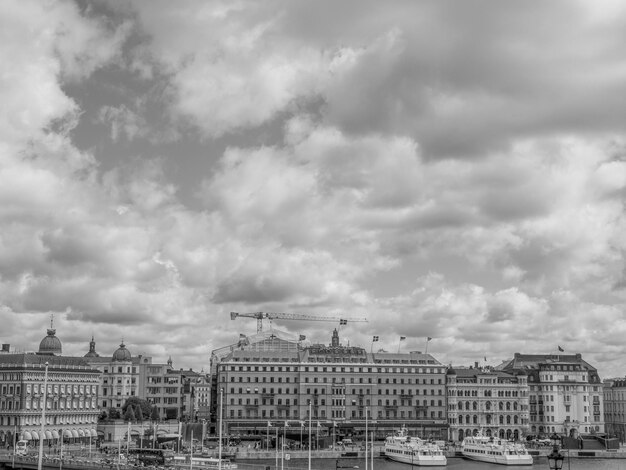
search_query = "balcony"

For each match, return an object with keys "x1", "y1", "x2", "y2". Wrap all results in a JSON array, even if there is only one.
[
  {"x1": 244, "y1": 403, "x2": 259, "y2": 409},
  {"x1": 276, "y1": 404, "x2": 290, "y2": 411},
  {"x1": 261, "y1": 393, "x2": 275, "y2": 398},
  {"x1": 400, "y1": 394, "x2": 412, "y2": 399}
]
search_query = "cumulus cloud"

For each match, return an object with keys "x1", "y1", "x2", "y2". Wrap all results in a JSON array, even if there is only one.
[{"x1": 3, "y1": 0, "x2": 626, "y2": 379}]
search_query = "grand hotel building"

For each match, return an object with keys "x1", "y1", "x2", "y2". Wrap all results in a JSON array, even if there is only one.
[
  {"x1": 0, "y1": 328, "x2": 101, "y2": 447},
  {"x1": 211, "y1": 329, "x2": 448, "y2": 440}
]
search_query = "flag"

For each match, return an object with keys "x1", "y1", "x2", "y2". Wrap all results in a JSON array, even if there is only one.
[
  {"x1": 300, "y1": 421, "x2": 305, "y2": 427},
  {"x1": 333, "y1": 421, "x2": 337, "y2": 427},
  {"x1": 427, "y1": 337, "x2": 432, "y2": 341},
  {"x1": 268, "y1": 421, "x2": 272, "y2": 427},
  {"x1": 317, "y1": 421, "x2": 322, "y2": 428},
  {"x1": 299, "y1": 334, "x2": 306, "y2": 341},
  {"x1": 285, "y1": 421, "x2": 289, "y2": 427},
  {"x1": 399, "y1": 336, "x2": 406, "y2": 341},
  {"x1": 558, "y1": 346, "x2": 564, "y2": 352},
  {"x1": 372, "y1": 336, "x2": 379, "y2": 342}
]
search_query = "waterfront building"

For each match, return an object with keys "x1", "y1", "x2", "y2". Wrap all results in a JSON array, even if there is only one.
[
  {"x1": 446, "y1": 364, "x2": 530, "y2": 442},
  {"x1": 194, "y1": 373, "x2": 212, "y2": 422},
  {"x1": 82, "y1": 338, "x2": 141, "y2": 413},
  {"x1": 83, "y1": 338, "x2": 187, "y2": 421},
  {"x1": 603, "y1": 378, "x2": 626, "y2": 443},
  {"x1": 211, "y1": 329, "x2": 448, "y2": 441},
  {"x1": 501, "y1": 352, "x2": 604, "y2": 437},
  {"x1": 0, "y1": 329, "x2": 101, "y2": 447}
]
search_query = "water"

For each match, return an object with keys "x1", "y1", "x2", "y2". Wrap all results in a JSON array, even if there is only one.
[{"x1": 236, "y1": 457, "x2": 626, "y2": 470}]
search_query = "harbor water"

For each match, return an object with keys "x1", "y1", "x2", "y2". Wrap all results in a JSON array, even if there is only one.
[{"x1": 236, "y1": 457, "x2": 626, "y2": 470}]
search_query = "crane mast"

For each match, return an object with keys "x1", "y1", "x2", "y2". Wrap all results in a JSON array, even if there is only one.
[{"x1": 229, "y1": 311, "x2": 367, "y2": 333}]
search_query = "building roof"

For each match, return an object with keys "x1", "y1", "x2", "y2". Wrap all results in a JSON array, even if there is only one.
[
  {"x1": 0, "y1": 353, "x2": 99, "y2": 371},
  {"x1": 501, "y1": 352, "x2": 601, "y2": 383}
]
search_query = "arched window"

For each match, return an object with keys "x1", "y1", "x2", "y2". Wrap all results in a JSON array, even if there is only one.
[
  {"x1": 506, "y1": 415, "x2": 511, "y2": 424},
  {"x1": 514, "y1": 415, "x2": 518, "y2": 424},
  {"x1": 485, "y1": 401, "x2": 491, "y2": 410},
  {"x1": 499, "y1": 402, "x2": 504, "y2": 411},
  {"x1": 473, "y1": 415, "x2": 478, "y2": 424},
  {"x1": 473, "y1": 401, "x2": 478, "y2": 411},
  {"x1": 513, "y1": 402, "x2": 518, "y2": 411},
  {"x1": 459, "y1": 415, "x2": 463, "y2": 424},
  {"x1": 506, "y1": 402, "x2": 511, "y2": 411},
  {"x1": 499, "y1": 415, "x2": 504, "y2": 424}
]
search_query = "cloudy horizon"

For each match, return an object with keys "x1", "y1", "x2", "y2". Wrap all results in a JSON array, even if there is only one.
[{"x1": 2, "y1": 0, "x2": 626, "y2": 378}]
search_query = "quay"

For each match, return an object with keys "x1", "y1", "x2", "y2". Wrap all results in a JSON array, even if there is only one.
[{"x1": 4, "y1": 446, "x2": 626, "y2": 470}]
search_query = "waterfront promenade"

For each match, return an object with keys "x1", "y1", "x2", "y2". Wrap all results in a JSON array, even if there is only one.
[{"x1": 3, "y1": 444, "x2": 626, "y2": 470}]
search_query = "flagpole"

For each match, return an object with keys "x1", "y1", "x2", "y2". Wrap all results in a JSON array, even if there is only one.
[
  {"x1": 267, "y1": 422, "x2": 270, "y2": 452},
  {"x1": 308, "y1": 402, "x2": 312, "y2": 470},
  {"x1": 370, "y1": 430, "x2": 374, "y2": 470},
  {"x1": 425, "y1": 337, "x2": 432, "y2": 354},
  {"x1": 275, "y1": 427, "x2": 278, "y2": 470},
  {"x1": 365, "y1": 407, "x2": 368, "y2": 470}
]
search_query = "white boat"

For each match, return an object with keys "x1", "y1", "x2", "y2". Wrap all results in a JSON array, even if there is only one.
[
  {"x1": 191, "y1": 457, "x2": 238, "y2": 469},
  {"x1": 461, "y1": 433, "x2": 532, "y2": 466},
  {"x1": 384, "y1": 426, "x2": 447, "y2": 467},
  {"x1": 175, "y1": 456, "x2": 238, "y2": 469}
]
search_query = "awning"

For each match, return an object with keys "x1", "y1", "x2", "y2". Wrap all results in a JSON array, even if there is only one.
[
  {"x1": 71, "y1": 430, "x2": 79, "y2": 438},
  {"x1": 78, "y1": 429, "x2": 85, "y2": 437},
  {"x1": 31, "y1": 431, "x2": 39, "y2": 440},
  {"x1": 45, "y1": 431, "x2": 53, "y2": 440},
  {"x1": 90, "y1": 429, "x2": 97, "y2": 437},
  {"x1": 52, "y1": 430, "x2": 60, "y2": 439},
  {"x1": 63, "y1": 430, "x2": 73, "y2": 438},
  {"x1": 23, "y1": 431, "x2": 32, "y2": 441}
]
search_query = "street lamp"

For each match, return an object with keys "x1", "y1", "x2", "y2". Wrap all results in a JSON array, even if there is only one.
[
  {"x1": 38, "y1": 361, "x2": 49, "y2": 470},
  {"x1": 547, "y1": 445, "x2": 564, "y2": 470}
]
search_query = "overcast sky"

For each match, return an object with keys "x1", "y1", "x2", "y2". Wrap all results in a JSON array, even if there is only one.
[{"x1": 2, "y1": 0, "x2": 626, "y2": 377}]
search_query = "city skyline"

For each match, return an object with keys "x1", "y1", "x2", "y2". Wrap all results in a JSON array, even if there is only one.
[{"x1": 2, "y1": 1, "x2": 626, "y2": 379}]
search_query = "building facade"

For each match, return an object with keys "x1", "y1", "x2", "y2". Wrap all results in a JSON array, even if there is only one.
[
  {"x1": 446, "y1": 365, "x2": 530, "y2": 442},
  {"x1": 0, "y1": 352, "x2": 101, "y2": 447},
  {"x1": 603, "y1": 378, "x2": 626, "y2": 442},
  {"x1": 212, "y1": 329, "x2": 448, "y2": 441},
  {"x1": 501, "y1": 352, "x2": 604, "y2": 437}
]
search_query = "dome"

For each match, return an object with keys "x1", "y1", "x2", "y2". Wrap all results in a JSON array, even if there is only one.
[
  {"x1": 112, "y1": 342, "x2": 131, "y2": 361},
  {"x1": 446, "y1": 366, "x2": 457, "y2": 376},
  {"x1": 112, "y1": 342, "x2": 132, "y2": 362},
  {"x1": 38, "y1": 329, "x2": 62, "y2": 356}
]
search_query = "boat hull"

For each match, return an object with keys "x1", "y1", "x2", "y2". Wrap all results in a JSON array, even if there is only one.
[
  {"x1": 386, "y1": 453, "x2": 447, "y2": 466},
  {"x1": 462, "y1": 452, "x2": 533, "y2": 466}
]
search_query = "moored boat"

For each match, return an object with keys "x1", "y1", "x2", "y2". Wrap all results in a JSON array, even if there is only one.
[
  {"x1": 461, "y1": 433, "x2": 532, "y2": 466},
  {"x1": 384, "y1": 426, "x2": 447, "y2": 466}
]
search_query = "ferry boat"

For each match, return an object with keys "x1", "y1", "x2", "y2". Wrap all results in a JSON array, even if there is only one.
[
  {"x1": 461, "y1": 433, "x2": 532, "y2": 466},
  {"x1": 174, "y1": 455, "x2": 238, "y2": 469},
  {"x1": 384, "y1": 426, "x2": 447, "y2": 466}
]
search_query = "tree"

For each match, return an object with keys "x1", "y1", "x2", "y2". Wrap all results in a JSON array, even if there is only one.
[
  {"x1": 150, "y1": 406, "x2": 160, "y2": 421},
  {"x1": 134, "y1": 404, "x2": 144, "y2": 423},
  {"x1": 108, "y1": 408, "x2": 121, "y2": 420},
  {"x1": 124, "y1": 405, "x2": 136, "y2": 422},
  {"x1": 122, "y1": 397, "x2": 152, "y2": 420}
]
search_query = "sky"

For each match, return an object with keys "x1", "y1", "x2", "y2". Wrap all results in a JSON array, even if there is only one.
[{"x1": 2, "y1": 0, "x2": 626, "y2": 378}]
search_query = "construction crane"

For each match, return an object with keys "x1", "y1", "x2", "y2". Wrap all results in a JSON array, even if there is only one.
[{"x1": 230, "y1": 311, "x2": 368, "y2": 333}]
